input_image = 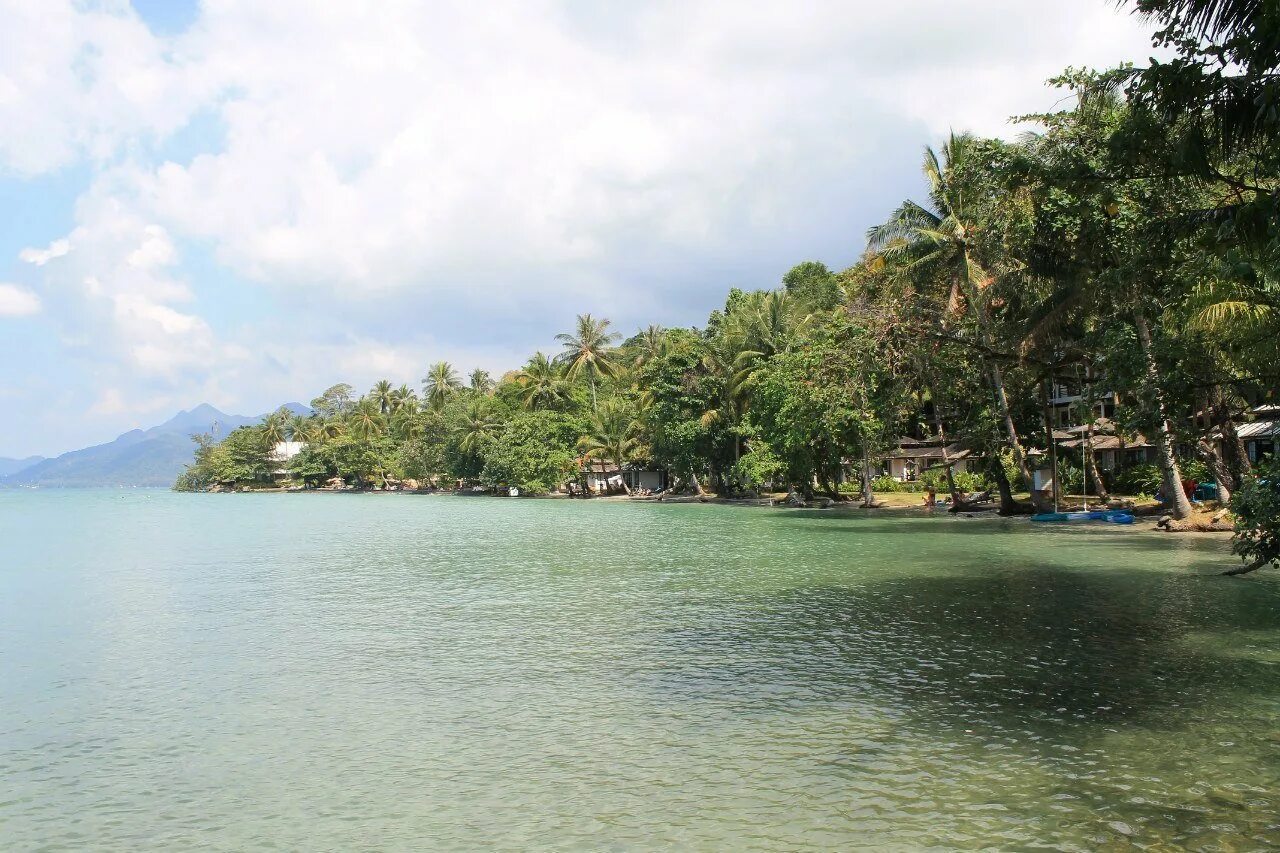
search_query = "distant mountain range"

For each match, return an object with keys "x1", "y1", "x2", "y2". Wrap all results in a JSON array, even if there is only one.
[{"x1": 1, "y1": 402, "x2": 309, "y2": 488}]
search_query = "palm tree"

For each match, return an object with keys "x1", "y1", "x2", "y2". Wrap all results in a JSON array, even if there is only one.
[
  {"x1": 422, "y1": 361, "x2": 462, "y2": 411},
  {"x1": 577, "y1": 399, "x2": 640, "y2": 495},
  {"x1": 319, "y1": 418, "x2": 346, "y2": 440},
  {"x1": 261, "y1": 410, "x2": 289, "y2": 446},
  {"x1": 391, "y1": 408, "x2": 424, "y2": 442},
  {"x1": 469, "y1": 368, "x2": 495, "y2": 395},
  {"x1": 457, "y1": 400, "x2": 500, "y2": 455},
  {"x1": 515, "y1": 352, "x2": 570, "y2": 410},
  {"x1": 287, "y1": 413, "x2": 313, "y2": 444},
  {"x1": 555, "y1": 313, "x2": 621, "y2": 407},
  {"x1": 867, "y1": 133, "x2": 1040, "y2": 506},
  {"x1": 389, "y1": 384, "x2": 417, "y2": 414},
  {"x1": 372, "y1": 379, "x2": 395, "y2": 414},
  {"x1": 348, "y1": 399, "x2": 386, "y2": 440},
  {"x1": 632, "y1": 325, "x2": 668, "y2": 369},
  {"x1": 700, "y1": 328, "x2": 760, "y2": 469}
]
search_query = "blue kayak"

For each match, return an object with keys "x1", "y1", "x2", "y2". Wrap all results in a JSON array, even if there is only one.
[{"x1": 1031, "y1": 510, "x2": 1135, "y2": 524}]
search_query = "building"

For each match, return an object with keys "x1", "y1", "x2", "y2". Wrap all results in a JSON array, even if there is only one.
[
  {"x1": 270, "y1": 441, "x2": 306, "y2": 479},
  {"x1": 578, "y1": 461, "x2": 668, "y2": 494},
  {"x1": 1234, "y1": 405, "x2": 1279, "y2": 463},
  {"x1": 880, "y1": 436, "x2": 976, "y2": 482}
]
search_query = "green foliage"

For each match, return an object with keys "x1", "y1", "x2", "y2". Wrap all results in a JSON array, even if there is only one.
[
  {"x1": 479, "y1": 410, "x2": 583, "y2": 494},
  {"x1": 1114, "y1": 464, "x2": 1163, "y2": 496},
  {"x1": 726, "y1": 442, "x2": 784, "y2": 492},
  {"x1": 1230, "y1": 459, "x2": 1280, "y2": 572},
  {"x1": 782, "y1": 261, "x2": 841, "y2": 311}
]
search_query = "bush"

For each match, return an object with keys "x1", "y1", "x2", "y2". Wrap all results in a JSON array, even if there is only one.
[
  {"x1": 1229, "y1": 458, "x2": 1280, "y2": 574},
  {"x1": 1114, "y1": 463, "x2": 1162, "y2": 496}
]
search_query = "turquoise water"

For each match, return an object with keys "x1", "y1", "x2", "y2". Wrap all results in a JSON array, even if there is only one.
[{"x1": 2, "y1": 490, "x2": 1278, "y2": 850}]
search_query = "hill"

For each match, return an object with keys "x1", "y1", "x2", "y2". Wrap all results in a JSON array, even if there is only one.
[
  {"x1": 0, "y1": 456, "x2": 46, "y2": 478},
  {"x1": 2, "y1": 403, "x2": 309, "y2": 488}
]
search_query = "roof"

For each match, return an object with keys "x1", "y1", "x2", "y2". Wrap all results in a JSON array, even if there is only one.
[
  {"x1": 1059, "y1": 433, "x2": 1152, "y2": 450},
  {"x1": 886, "y1": 444, "x2": 972, "y2": 461},
  {"x1": 1062, "y1": 418, "x2": 1116, "y2": 435},
  {"x1": 1237, "y1": 420, "x2": 1280, "y2": 439}
]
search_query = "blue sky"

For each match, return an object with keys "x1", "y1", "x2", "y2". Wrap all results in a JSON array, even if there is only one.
[{"x1": 0, "y1": 0, "x2": 1163, "y2": 458}]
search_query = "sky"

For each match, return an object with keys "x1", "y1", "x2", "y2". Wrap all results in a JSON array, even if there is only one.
[{"x1": 0, "y1": 0, "x2": 1165, "y2": 458}]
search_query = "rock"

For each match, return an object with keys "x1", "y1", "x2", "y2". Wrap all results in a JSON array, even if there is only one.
[
  {"x1": 1157, "y1": 514, "x2": 1173, "y2": 529},
  {"x1": 402, "y1": 478, "x2": 420, "y2": 491}
]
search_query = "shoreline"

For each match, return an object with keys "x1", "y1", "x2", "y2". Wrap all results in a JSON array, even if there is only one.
[{"x1": 184, "y1": 485, "x2": 1235, "y2": 538}]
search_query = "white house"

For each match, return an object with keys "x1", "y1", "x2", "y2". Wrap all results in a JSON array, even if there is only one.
[{"x1": 270, "y1": 441, "x2": 306, "y2": 478}]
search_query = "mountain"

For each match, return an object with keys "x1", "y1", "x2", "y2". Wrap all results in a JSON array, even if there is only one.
[
  {"x1": 0, "y1": 456, "x2": 45, "y2": 477},
  {"x1": 2, "y1": 403, "x2": 310, "y2": 488}
]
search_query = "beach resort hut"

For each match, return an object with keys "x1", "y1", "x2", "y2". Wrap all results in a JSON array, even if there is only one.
[{"x1": 578, "y1": 461, "x2": 667, "y2": 494}]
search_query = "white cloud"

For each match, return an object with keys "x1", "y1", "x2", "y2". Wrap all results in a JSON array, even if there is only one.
[
  {"x1": 18, "y1": 239, "x2": 70, "y2": 266},
  {"x1": 0, "y1": 283, "x2": 41, "y2": 316},
  {"x1": 2, "y1": 0, "x2": 1166, "y2": 454}
]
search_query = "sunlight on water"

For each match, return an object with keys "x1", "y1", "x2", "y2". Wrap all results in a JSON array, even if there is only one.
[{"x1": 1, "y1": 490, "x2": 1278, "y2": 849}]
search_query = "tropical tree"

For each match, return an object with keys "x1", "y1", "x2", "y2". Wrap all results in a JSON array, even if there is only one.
[
  {"x1": 469, "y1": 368, "x2": 495, "y2": 395},
  {"x1": 372, "y1": 379, "x2": 395, "y2": 414},
  {"x1": 261, "y1": 410, "x2": 289, "y2": 447},
  {"x1": 423, "y1": 361, "x2": 462, "y2": 411},
  {"x1": 515, "y1": 352, "x2": 571, "y2": 410},
  {"x1": 631, "y1": 325, "x2": 668, "y2": 369},
  {"x1": 457, "y1": 400, "x2": 501, "y2": 456},
  {"x1": 578, "y1": 399, "x2": 640, "y2": 494},
  {"x1": 555, "y1": 313, "x2": 621, "y2": 407},
  {"x1": 867, "y1": 133, "x2": 1043, "y2": 507},
  {"x1": 348, "y1": 399, "x2": 386, "y2": 441}
]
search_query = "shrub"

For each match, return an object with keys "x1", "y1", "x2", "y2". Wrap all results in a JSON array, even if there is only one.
[
  {"x1": 1229, "y1": 458, "x2": 1280, "y2": 574},
  {"x1": 1114, "y1": 463, "x2": 1162, "y2": 496}
]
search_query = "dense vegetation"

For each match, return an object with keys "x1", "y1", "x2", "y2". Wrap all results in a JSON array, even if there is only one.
[{"x1": 178, "y1": 1, "x2": 1279, "y2": 572}]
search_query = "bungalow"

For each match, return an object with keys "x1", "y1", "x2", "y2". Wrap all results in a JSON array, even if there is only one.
[
  {"x1": 577, "y1": 461, "x2": 668, "y2": 494},
  {"x1": 880, "y1": 436, "x2": 977, "y2": 482},
  {"x1": 1237, "y1": 405, "x2": 1279, "y2": 463},
  {"x1": 270, "y1": 441, "x2": 306, "y2": 479},
  {"x1": 1055, "y1": 422, "x2": 1158, "y2": 470}
]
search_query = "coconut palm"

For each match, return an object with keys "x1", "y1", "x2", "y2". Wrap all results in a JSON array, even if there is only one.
[
  {"x1": 391, "y1": 408, "x2": 424, "y2": 442},
  {"x1": 287, "y1": 413, "x2": 313, "y2": 444},
  {"x1": 422, "y1": 361, "x2": 462, "y2": 411},
  {"x1": 867, "y1": 132, "x2": 1039, "y2": 501},
  {"x1": 577, "y1": 399, "x2": 640, "y2": 495},
  {"x1": 389, "y1": 384, "x2": 417, "y2": 413},
  {"x1": 469, "y1": 368, "x2": 495, "y2": 395},
  {"x1": 348, "y1": 399, "x2": 386, "y2": 441},
  {"x1": 371, "y1": 379, "x2": 395, "y2": 414},
  {"x1": 457, "y1": 400, "x2": 500, "y2": 455},
  {"x1": 261, "y1": 410, "x2": 289, "y2": 446},
  {"x1": 700, "y1": 328, "x2": 761, "y2": 467},
  {"x1": 632, "y1": 325, "x2": 668, "y2": 369},
  {"x1": 515, "y1": 352, "x2": 571, "y2": 410},
  {"x1": 555, "y1": 313, "x2": 621, "y2": 407}
]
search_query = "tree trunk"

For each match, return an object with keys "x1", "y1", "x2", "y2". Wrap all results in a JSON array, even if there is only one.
[
  {"x1": 1196, "y1": 438, "x2": 1231, "y2": 505},
  {"x1": 1222, "y1": 556, "x2": 1271, "y2": 576},
  {"x1": 959, "y1": 261, "x2": 1037, "y2": 502},
  {"x1": 689, "y1": 469, "x2": 707, "y2": 498},
  {"x1": 1085, "y1": 425, "x2": 1109, "y2": 501},
  {"x1": 1211, "y1": 386, "x2": 1250, "y2": 486},
  {"x1": 1133, "y1": 310, "x2": 1194, "y2": 519},
  {"x1": 928, "y1": 384, "x2": 969, "y2": 507},
  {"x1": 616, "y1": 457, "x2": 632, "y2": 495},
  {"x1": 1040, "y1": 379, "x2": 1060, "y2": 511},
  {"x1": 991, "y1": 456, "x2": 1020, "y2": 515},
  {"x1": 860, "y1": 443, "x2": 875, "y2": 507}
]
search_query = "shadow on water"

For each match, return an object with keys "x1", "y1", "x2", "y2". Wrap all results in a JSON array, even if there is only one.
[{"x1": 648, "y1": 559, "x2": 1280, "y2": 732}]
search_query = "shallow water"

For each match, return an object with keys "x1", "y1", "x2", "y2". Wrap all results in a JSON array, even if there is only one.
[{"x1": 1, "y1": 490, "x2": 1278, "y2": 850}]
